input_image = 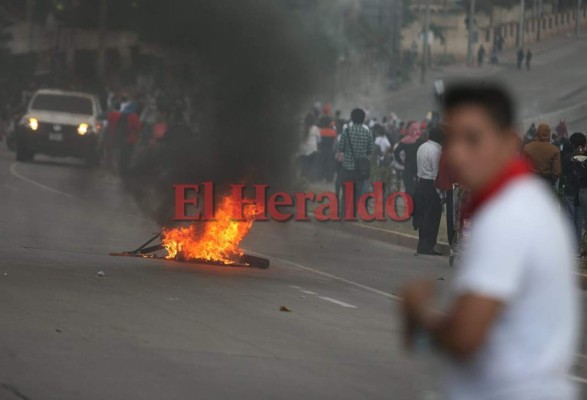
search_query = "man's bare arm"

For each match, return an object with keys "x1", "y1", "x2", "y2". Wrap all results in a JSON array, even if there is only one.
[{"x1": 403, "y1": 282, "x2": 504, "y2": 361}]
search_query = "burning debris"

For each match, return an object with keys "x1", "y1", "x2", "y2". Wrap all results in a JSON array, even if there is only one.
[
  {"x1": 162, "y1": 197, "x2": 257, "y2": 264},
  {"x1": 110, "y1": 197, "x2": 269, "y2": 269}
]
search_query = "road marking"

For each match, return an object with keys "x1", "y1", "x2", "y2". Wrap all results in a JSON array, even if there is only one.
[
  {"x1": 9, "y1": 162, "x2": 76, "y2": 199},
  {"x1": 289, "y1": 285, "x2": 358, "y2": 309},
  {"x1": 318, "y1": 296, "x2": 357, "y2": 309},
  {"x1": 246, "y1": 249, "x2": 401, "y2": 301}
]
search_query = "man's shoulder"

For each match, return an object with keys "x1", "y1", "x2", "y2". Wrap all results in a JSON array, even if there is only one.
[
  {"x1": 417, "y1": 140, "x2": 435, "y2": 153},
  {"x1": 477, "y1": 177, "x2": 555, "y2": 230}
]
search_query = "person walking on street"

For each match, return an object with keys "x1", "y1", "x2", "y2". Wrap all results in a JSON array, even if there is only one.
[
  {"x1": 523, "y1": 123, "x2": 561, "y2": 185},
  {"x1": 413, "y1": 127, "x2": 444, "y2": 255},
  {"x1": 477, "y1": 45, "x2": 486, "y2": 67},
  {"x1": 516, "y1": 48, "x2": 525, "y2": 70},
  {"x1": 298, "y1": 113, "x2": 321, "y2": 180},
  {"x1": 337, "y1": 108, "x2": 373, "y2": 217},
  {"x1": 317, "y1": 115, "x2": 337, "y2": 183},
  {"x1": 108, "y1": 102, "x2": 141, "y2": 174},
  {"x1": 526, "y1": 48, "x2": 532, "y2": 70},
  {"x1": 402, "y1": 84, "x2": 580, "y2": 400}
]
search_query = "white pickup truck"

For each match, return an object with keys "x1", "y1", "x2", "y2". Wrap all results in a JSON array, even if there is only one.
[{"x1": 17, "y1": 89, "x2": 107, "y2": 166}]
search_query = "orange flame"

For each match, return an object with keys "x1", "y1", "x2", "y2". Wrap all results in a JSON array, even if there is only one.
[{"x1": 162, "y1": 196, "x2": 257, "y2": 264}]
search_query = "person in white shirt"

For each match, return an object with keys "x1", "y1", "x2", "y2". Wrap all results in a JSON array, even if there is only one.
[
  {"x1": 413, "y1": 127, "x2": 444, "y2": 255},
  {"x1": 401, "y1": 84, "x2": 581, "y2": 400},
  {"x1": 374, "y1": 124, "x2": 392, "y2": 166},
  {"x1": 298, "y1": 113, "x2": 321, "y2": 179}
]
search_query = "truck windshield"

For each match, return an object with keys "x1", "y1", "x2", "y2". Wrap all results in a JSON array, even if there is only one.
[{"x1": 31, "y1": 94, "x2": 94, "y2": 116}]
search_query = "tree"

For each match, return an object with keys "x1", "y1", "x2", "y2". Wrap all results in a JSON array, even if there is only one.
[{"x1": 0, "y1": 8, "x2": 14, "y2": 104}]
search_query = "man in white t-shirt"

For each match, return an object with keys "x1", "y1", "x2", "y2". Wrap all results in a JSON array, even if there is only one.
[{"x1": 401, "y1": 84, "x2": 581, "y2": 400}]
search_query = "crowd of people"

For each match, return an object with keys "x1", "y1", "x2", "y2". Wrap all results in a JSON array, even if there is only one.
[
  {"x1": 301, "y1": 87, "x2": 580, "y2": 399},
  {"x1": 296, "y1": 102, "x2": 448, "y2": 255},
  {"x1": 523, "y1": 119, "x2": 587, "y2": 257},
  {"x1": 299, "y1": 101, "x2": 587, "y2": 260},
  {"x1": 101, "y1": 87, "x2": 194, "y2": 174},
  {"x1": 297, "y1": 102, "x2": 440, "y2": 194}
]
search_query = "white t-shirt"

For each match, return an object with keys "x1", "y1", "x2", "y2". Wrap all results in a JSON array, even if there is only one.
[
  {"x1": 298, "y1": 126, "x2": 321, "y2": 156},
  {"x1": 299, "y1": 125, "x2": 320, "y2": 156},
  {"x1": 447, "y1": 176, "x2": 580, "y2": 400},
  {"x1": 416, "y1": 140, "x2": 442, "y2": 180},
  {"x1": 375, "y1": 135, "x2": 391, "y2": 155}
]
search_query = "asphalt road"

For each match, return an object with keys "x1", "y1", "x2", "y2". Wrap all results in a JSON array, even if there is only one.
[
  {"x1": 360, "y1": 28, "x2": 587, "y2": 122},
  {"x1": 0, "y1": 147, "x2": 585, "y2": 400}
]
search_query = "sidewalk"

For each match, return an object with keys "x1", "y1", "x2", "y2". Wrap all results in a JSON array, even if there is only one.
[{"x1": 307, "y1": 181, "x2": 451, "y2": 255}]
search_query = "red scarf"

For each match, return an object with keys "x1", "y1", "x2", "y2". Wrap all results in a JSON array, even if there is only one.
[{"x1": 465, "y1": 158, "x2": 532, "y2": 218}]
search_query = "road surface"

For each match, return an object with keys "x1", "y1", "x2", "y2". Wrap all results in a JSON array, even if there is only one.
[
  {"x1": 0, "y1": 147, "x2": 585, "y2": 400},
  {"x1": 354, "y1": 28, "x2": 587, "y2": 123}
]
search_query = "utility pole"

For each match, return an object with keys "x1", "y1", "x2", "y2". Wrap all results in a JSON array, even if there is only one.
[
  {"x1": 466, "y1": 0, "x2": 476, "y2": 66},
  {"x1": 518, "y1": 0, "x2": 526, "y2": 49},
  {"x1": 97, "y1": 0, "x2": 107, "y2": 78},
  {"x1": 26, "y1": 0, "x2": 35, "y2": 53},
  {"x1": 420, "y1": 0, "x2": 430, "y2": 84},
  {"x1": 537, "y1": 0, "x2": 543, "y2": 41},
  {"x1": 576, "y1": 0, "x2": 582, "y2": 36}
]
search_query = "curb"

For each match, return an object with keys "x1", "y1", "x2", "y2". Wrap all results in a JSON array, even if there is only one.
[{"x1": 324, "y1": 219, "x2": 451, "y2": 256}]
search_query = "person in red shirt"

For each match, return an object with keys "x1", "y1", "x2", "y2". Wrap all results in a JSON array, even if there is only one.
[{"x1": 107, "y1": 102, "x2": 141, "y2": 174}]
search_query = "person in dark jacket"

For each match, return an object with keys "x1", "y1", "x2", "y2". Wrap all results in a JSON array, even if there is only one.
[
  {"x1": 523, "y1": 123, "x2": 561, "y2": 185},
  {"x1": 516, "y1": 48, "x2": 525, "y2": 70},
  {"x1": 563, "y1": 132, "x2": 587, "y2": 254}
]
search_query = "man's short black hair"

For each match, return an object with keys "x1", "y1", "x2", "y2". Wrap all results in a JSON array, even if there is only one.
[
  {"x1": 569, "y1": 132, "x2": 586, "y2": 148},
  {"x1": 350, "y1": 108, "x2": 366, "y2": 124},
  {"x1": 428, "y1": 126, "x2": 445, "y2": 145},
  {"x1": 442, "y1": 83, "x2": 515, "y2": 129}
]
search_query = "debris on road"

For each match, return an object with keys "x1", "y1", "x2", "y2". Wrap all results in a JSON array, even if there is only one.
[
  {"x1": 56, "y1": 328, "x2": 62, "y2": 333},
  {"x1": 110, "y1": 231, "x2": 270, "y2": 269},
  {"x1": 97, "y1": 271, "x2": 106, "y2": 278},
  {"x1": 279, "y1": 306, "x2": 291, "y2": 312}
]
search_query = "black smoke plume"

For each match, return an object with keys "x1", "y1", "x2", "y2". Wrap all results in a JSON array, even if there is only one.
[{"x1": 126, "y1": 0, "x2": 333, "y2": 225}]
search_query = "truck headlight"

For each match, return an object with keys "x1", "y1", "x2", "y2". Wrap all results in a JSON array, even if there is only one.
[
  {"x1": 28, "y1": 118, "x2": 39, "y2": 131},
  {"x1": 77, "y1": 123, "x2": 89, "y2": 135}
]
